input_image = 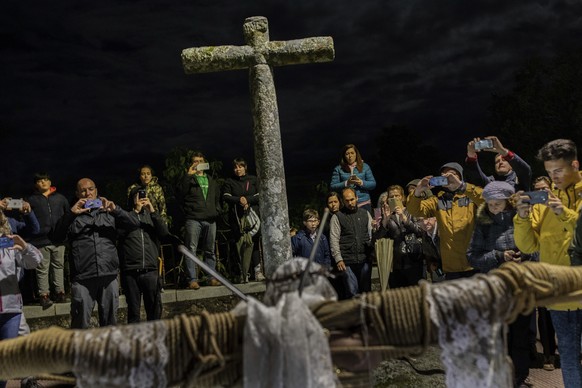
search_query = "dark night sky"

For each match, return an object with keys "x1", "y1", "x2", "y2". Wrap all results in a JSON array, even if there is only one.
[{"x1": 2, "y1": 0, "x2": 581, "y2": 205}]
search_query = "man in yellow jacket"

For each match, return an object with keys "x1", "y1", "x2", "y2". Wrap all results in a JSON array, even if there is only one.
[
  {"x1": 514, "y1": 139, "x2": 582, "y2": 388},
  {"x1": 407, "y1": 162, "x2": 484, "y2": 280}
]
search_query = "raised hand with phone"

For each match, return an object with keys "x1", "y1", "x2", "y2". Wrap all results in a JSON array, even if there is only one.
[
  {"x1": 407, "y1": 162, "x2": 485, "y2": 279},
  {"x1": 465, "y1": 136, "x2": 532, "y2": 191}
]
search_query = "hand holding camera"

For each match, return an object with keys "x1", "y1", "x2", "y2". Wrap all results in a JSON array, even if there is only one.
[
  {"x1": 71, "y1": 199, "x2": 91, "y2": 215},
  {"x1": 0, "y1": 235, "x2": 27, "y2": 251},
  {"x1": 546, "y1": 190, "x2": 564, "y2": 216},
  {"x1": 139, "y1": 197, "x2": 155, "y2": 213},
  {"x1": 348, "y1": 174, "x2": 361, "y2": 186},
  {"x1": 442, "y1": 171, "x2": 462, "y2": 191},
  {"x1": 100, "y1": 197, "x2": 116, "y2": 212},
  {"x1": 414, "y1": 176, "x2": 432, "y2": 197},
  {"x1": 522, "y1": 190, "x2": 548, "y2": 205},
  {"x1": 4, "y1": 198, "x2": 24, "y2": 211}
]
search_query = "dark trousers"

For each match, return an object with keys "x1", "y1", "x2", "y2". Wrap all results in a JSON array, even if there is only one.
[
  {"x1": 538, "y1": 307, "x2": 556, "y2": 357},
  {"x1": 445, "y1": 269, "x2": 478, "y2": 280},
  {"x1": 70, "y1": 275, "x2": 119, "y2": 329},
  {"x1": 348, "y1": 261, "x2": 372, "y2": 294},
  {"x1": 508, "y1": 313, "x2": 532, "y2": 385},
  {"x1": 389, "y1": 265, "x2": 424, "y2": 288},
  {"x1": 121, "y1": 269, "x2": 162, "y2": 324}
]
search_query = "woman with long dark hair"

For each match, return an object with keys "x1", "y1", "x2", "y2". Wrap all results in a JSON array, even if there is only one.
[{"x1": 330, "y1": 144, "x2": 376, "y2": 213}]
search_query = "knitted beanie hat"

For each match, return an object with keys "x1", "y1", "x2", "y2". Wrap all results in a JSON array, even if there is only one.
[{"x1": 482, "y1": 181, "x2": 515, "y2": 200}]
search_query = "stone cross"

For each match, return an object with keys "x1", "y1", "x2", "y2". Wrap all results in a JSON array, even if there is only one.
[{"x1": 181, "y1": 16, "x2": 334, "y2": 277}]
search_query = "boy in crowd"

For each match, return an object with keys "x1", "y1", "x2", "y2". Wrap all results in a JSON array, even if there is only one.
[{"x1": 291, "y1": 209, "x2": 331, "y2": 269}]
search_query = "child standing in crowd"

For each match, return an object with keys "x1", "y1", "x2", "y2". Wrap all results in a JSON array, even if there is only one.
[{"x1": 291, "y1": 209, "x2": 331, "y2": 269}]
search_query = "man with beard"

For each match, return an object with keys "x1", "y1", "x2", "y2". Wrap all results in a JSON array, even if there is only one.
[
  {"x1": 329, "y1": 188, "x2": 373, "y2": 296},
  {"x1": 407, "y1": 162, "x2": 484, "y2": 280}
]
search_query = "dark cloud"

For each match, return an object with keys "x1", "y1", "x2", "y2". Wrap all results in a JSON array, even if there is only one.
[{"x1": 1, "y1": 0, "x2": 581, "y2": 204}]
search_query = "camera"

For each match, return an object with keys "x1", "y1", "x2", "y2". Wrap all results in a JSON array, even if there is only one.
[
  {"x1": 429, "y1": 176, "x2": 449, "y2": 187},
  {"x1": 6, "y1": 198, "x2": 24, "y2": 210},
  {"x1": 84, "y1": 198, "x2": 103, "y2": 209},
  {"x1": 474, "y1": 139, "x2": 494, "y2": 151},
  {"x1": 137, "y1": 189, "x2": 147, "y2": 199},
  {"x1": 523, "y1": 191, "x2": 548, "y2": 205},
  {"x1": 0, "y1": 236, "x2": 14, "y2": 249}
]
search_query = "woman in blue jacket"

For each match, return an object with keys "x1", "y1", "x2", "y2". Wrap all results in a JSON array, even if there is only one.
[{"x1": 330, "y1": 144, "x2": 376, "y2": 213}]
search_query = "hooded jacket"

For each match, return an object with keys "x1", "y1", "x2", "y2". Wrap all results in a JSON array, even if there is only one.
[
  {"x1": 27, "y1": 188, "x2": 70, "y2": 247},
  {"x1": 118, "y1": 209, "x2": 169, "y2": 271},
  {"x1": 514, "y1": 172, "x2": 582, "y2": 311},
  {"x1": 467, "y1": 204, "x2": 530, "y2": 273}
]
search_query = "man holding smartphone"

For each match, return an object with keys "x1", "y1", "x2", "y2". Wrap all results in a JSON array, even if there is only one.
[
  {"x1": 54, "y1": 178, "x2": 138, "y2": 329},
  {"x1": 514, "y1": 139, "x2": 582, "y2": 388},
  {"x1": 407, "y1": 162, "x2": 484, "y2": 280},
  {"x1": 178, "y1": 152, "x2": 221, "y2": 290}
]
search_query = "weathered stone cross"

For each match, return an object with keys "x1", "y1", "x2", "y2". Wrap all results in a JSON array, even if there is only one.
[{"x1": 181, "y1": 16, "x2": 334, "y2": 277}]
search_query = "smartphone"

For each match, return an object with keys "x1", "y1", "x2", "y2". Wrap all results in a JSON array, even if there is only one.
[
  {"x1": 429, "y1": 176, "x2": 449, "y2": 187},
  {"x1": 0, "y1": 236, "x2": 14, "y2": 249},
  {"x1": 137, "y1": 189, "x2": 147, "y2": 199},
  {"x1": 523, "y1": 190, "x2": 548, "y2": 205},
  {"x1": 196, "y1": 162, "x2": 210, "y2": 171},
  {"x1": 474, "y1": 139, "x2": 494, "y2": 151},
  {"x1": 388, "y1": 197, "x2": 403, "y2": 210},
  {"x1": 84, "y1": 198, "x2": 103, "y2": 209},
  {"x1": 6, "y1": 198, "x2": 24, "y2": 210}
]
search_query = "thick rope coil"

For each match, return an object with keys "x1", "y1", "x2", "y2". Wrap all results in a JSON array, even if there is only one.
[{"x1": 1, "y1": 262, "x2": 582, "y2": 385}]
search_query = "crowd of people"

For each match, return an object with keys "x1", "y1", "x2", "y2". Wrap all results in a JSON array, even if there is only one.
[
  {"x1": 1, "y1": 138, "x2": 582, "y2": 387},
  {"x1": 293, "y1": 138, "x2": 582, "y2": 388}
]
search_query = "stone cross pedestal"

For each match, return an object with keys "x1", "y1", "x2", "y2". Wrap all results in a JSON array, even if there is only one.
[{"x1": 181, "y1": 16, "x2": 334, "y2": 277}]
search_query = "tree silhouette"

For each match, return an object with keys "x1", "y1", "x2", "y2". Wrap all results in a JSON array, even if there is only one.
[
  {"x1": 488, "y1": 49, "x2": 582, "y2": 177},
  {"x1": 369, "y1": 124, "x2": 447, "y2": 193}
]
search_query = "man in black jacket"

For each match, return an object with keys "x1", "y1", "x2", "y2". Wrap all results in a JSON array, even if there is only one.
[
  {"x1": 119, "y1": 190, "x2": 169, "y2": 323},
  {"x1": 178, "y1": 152, "x2": 221, "y2": 290},
  {"x1": 56, "y1": 178, "x2": 139, "y2": 329},
  {"x1": 27, "y1": 173, "x2": 70, "y2": 308}
]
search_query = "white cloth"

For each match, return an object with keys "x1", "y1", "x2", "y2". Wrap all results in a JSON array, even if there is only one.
[{"x1": 427, "y1": 276, "x2": 513, "y2": 388}]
